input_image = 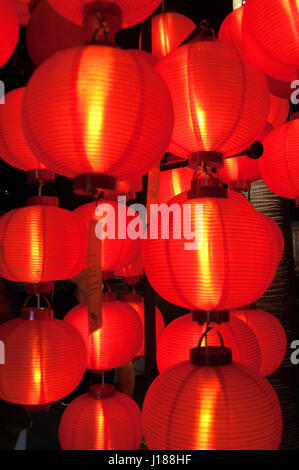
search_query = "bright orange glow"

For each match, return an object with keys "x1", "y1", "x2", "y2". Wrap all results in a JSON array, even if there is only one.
[
  {"x1": 30, "y1": 334, "x2": 42, "y2": 404},
  {"x1": 29, "y1": 209, "x2": 43, "y2": 282},
  {"x1": 196, "y1": 371, "x2": 219, "y2": 449}
]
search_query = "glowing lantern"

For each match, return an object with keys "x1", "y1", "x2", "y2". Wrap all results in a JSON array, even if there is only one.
[
  {"x1": 117, "y1": 175, "x2": 143, "y2": 196},
  {"x1": 218, "y1": 155, "x2": 261, "y2": 190},
  {"x1": 59, "y1": 384, "x2": 143, "y2": 450},
  {"x1": 157, "y1": 313, "x2": 261, "y2": 374},
  {"x1": 74, "y1": 200, "x2": 141, "y2": 272},
  {"x1": 26, "y1": 0, "x2": 91, "y2": 66},
  {"x1": 158, "y1": 167, "x2": 193, "y2": 204},
  {"x1": 47, "y1": 0, "x2": 162, "y2": 28},
  {"x1": 0, "y1": 200, "x2": 85, "y2": 283},
  {"x1": 64, "y1": 294, "x2": 143, "y2": 370},
  {"x1": 114, "y1": 253, "x2": 143, "y2": 283},
  {"x1": 142, "y1": 186, "x2": 283, "y2": 311},
  {"x1": 218, "y1": 6, "x2": 244, "y2": 54},
  {"x1": 120, "y1": 294, "x2": 165, "y2": 357},
  {"x1": 156, "y1": 40, "x2": 270, "y2": 159},
  {"x1": 267, "y1": 94, "x2": 289, "y2": 129},
  {"x1": 142, "y1": 356, "x2": 282, "y2": 449},
  {"x1": 259, "y1": 119, "x2": 299, "y2": 204},
  {"x1": 0, "y1": 305, "x2": 87, "y2": 405},
  {"x1": 232, "y1": 309, "x2": 287, "y2": 376},
  {"x1": 0, "y1": 0, "x2": 19, "y2": 67},
  {"x1": 22, "y1": 45, "x2": 173, "y2": 183},
  {"x1": 242, "y1": 0, "x2": 299, "y2": 82}
]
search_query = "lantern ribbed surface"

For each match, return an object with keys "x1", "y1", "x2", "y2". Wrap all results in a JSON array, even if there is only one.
[
  {"x1": 0, "y1": 205, "x2": 85, "y2": 283},
  {"x1": 156, "y1": 40, "x2": 270, "y2": 157},
  {"x1": 64, "y1": 300, "x2": 143, "y2": 370},
  {"x1": 142, "y1": 190, "x2": 283, "y2": 310},
  {"x1": 218, "y1": 155, "x2": 261, "y2": 188},
  {"x1": 74, "y1": 200, "x2": 141, "y2": 271},
  {"x1": 218, "y1": 6, "x2": 244, "y2": 55},
  {"x1": 22, "y1": 45, "x2": 173, "y2": 179},
  {"x1": 259, "y1": 119, "x2": 299, "y2": 201},
  {"x1": 0, "y1": 0, "x2": 19, "y2": 67},
  {"x1": 142, "y1": 360, "x2": 282, "y2": 450},
  {"x1": 158, "y1": 167, "x2": 193, "y2": 204},
  {"x1": 232, "y1": 309, "x2": 287, "y2": 376},
  {"x1": 59, "y1": 388, "x2": 143, "y2": 450},
  {"x1": 0, "y1": 88, "x2": 47, "y2": 172},
  {"x1": 0, "y1": 316, "x2": 87, "y2": 405},
  {"x1": 114, "y1": 253, "x2": 143, "y2": 279},
  {"x1": 157, "y1": 314, "x2": 261, "y2": 374},
  {"x1": 242, "y1": 0, "x2": 299, "y2": 82}
]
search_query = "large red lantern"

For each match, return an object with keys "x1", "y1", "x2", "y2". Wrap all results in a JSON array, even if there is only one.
[
  {"x1": 242, "y1": 0, "x2": 299, "y2": 82},
  {"x1": 157, "y1": 313, "x2": 261, "y2": 374},
  {"x1": 156, "y1": 40, "x2": 270, "y2": 159},
  {"x1": 64, "y1": 294, "x2": 143, "y2": 370},
  {"x1": 232, "y1": 309, "x2": 287, "y2": 376},
  {"x1": 0, "y1": 303, "x2": 87, "y2": 405},
  {"x1": 0, "y1": 0, "x2": 19, "y2": 67},
  {"x1": 22, "y1": 45, "x2": 173, "y2": 183},
  {"x1": 0, "y1": 199, "x2": 85, "y2": 283},
  {"x1": 142, "y1": 185, "x2": 283, "y2": 311},
  {"x1": 74, "y1": 200, "x2": 141, "y2": 272},
  {"x1": 158, "y1": 167, "x2": 193, "y2": 204},
  {"x1": 59, "y1": 384, "x2": 143, "y2": 450},
  {"x1": 142, "y1": 355, "x2": 282, "y2": 449}
]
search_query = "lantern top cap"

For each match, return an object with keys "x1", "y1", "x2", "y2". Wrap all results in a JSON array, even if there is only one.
[{"x1": 89, "y1": 383, "x2": 116, "y2": 399}]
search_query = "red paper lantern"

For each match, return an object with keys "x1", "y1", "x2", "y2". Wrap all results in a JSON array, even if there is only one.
[
  {"x1": 47, "y1": 0, "x2": 162, "y2": 28},
  {"x1": 157, "y1": 313, "x2": 261, "y2": 374},
  {"x1": 218, "y1": 155, "x2": 261, "y2": 190},
  {"x1": 117, "y1": 175, "x2": 143, "y2": 196},
  {"x1": 0, "y1": 87, "x2": 48, "y2": 172},
  {"x1": 242, "y1": 0, "x2": 299, "y2": 82},
  {"x1": 158, "y1": 167, "x2": 193, "y2": 204},
  {"x1": 0, "y1": 0, "x2": 19, "y2": 67},
  {"x1": 232, "y1": 309, "x2": 287, "y2": 376},
  {"x1": 142, "y1": 188, "x2": 283, "y2": 310},
  {"x1": 142, "y1": 360, "x2": 282, "y2": 449},
  {"x1": 59, "y1": 384, "x2": 143, "y2": 450},
  {"x1": 22, "y1": 45, "x2": 173, "y2": 180},
  {"x1": 0, "y1": 307, "x2": 87, "y2": 405},
  {"x1": 267, "y1": 94, "x2": 289, "y2": 129},
  {"x1": 74, "y1": 200, "x2": 141, "y2": 272},
  {"x1": 218, "y1": 6, "x2": 244, "y2": 54},
  {"x1": 114, "y1": 253, "x2": 143, "y2": 282},
  {"x1": 26, "y1": 0, "x2": 91, "y2": 66},
  {"x1": 64, "y1": 295, "x2": 143, "y2": 370},
  {"x1": 0, "y1": 202, "x2": 85, "y2": 283},
  {"x1": 259, "y1": 119, "x2": 299, "y2": 203},
  {"x1": 156, "y1": 40, "x2": 270, "y2": 158}
]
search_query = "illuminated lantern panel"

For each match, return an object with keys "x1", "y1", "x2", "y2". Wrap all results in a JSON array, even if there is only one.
[
  {"x1": 143, "y1": 191, "x2": 283, "y2": 311},
  {"x1": 15, "y1": 0, "x2": 31, "y2": 25},
  {"x1": 158, "y1": 167, "x2": 193, "y2": 204},
  {"x1": 0, "y1": 205, "x2": 85, "y2": 283},
  {"x1": 157, "y1": 314, "x2": 261, "y2": 374},
  {"x1": 142, "y1": 361, "x2": 282, "y2": 450},
  {"x1": 26, "y1": 0, "x2": 91, "y2": 66},
  {"x1": 74, "y1": 200, "x2": 141, "y2": 272},
  {"x1": 242, "y1": 0, "x2": 299, "y2": 82},
  {"x1": 232, "y1": 309, "x2": 287, "y2": 376},
  {"x1": 267, "y1": 94, "x2": 289, "y2": 129},
  {"x1": 64, "y1": 297, "x2": 143, "y2": 370},
  {"x1": 218, "y1": 155, "x2": 261, "y2": 189},
  {"x1": 47, "y1": 0, "x2": 162, "y2": 28},
  {"x1": 259, "y1": 119, "x2": 299, "y2": 203},
  {"x1": 0, "y1": 315, "x2": 87, "y2": 405},
  {"x1": 23, "y1": 45, "x2": 173, "y2": 179},
  {"x1": 0, "y1": 88, "x2": 47, "y2": 172},
  {"x1": 151, "y1": 12, "x2": 196, "y2": 59},
  {"x1": 0, "y1": 0, "x2": 19, "y2": 67},
  {"x1": 156, "y1": 40, "x2": 270, "y2": 158},
  {"x1": 218, "y1": 6, "x2": 244, "y2": 54},
  {"x1": 59, "y1": 385, "x2": 143, "y2": 450}
]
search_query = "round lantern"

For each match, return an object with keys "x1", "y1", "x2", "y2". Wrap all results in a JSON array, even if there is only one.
[
  {"x1": 142, "y1": 186, "x2": 283, "y2": 311},
  {"x1": 259, "y1": 119, "x2": 299, "y2": 203},
  {"x1": 0, "y1": 201, "x2": 85, "y2": 283},
  {"x1": 267, "y1": 94, "x2": 289, "y2": 129},
  {"x1": 74, "y1": 200, "x2": 141, "y2": 272},
  {"x1": 114, "y1": 253, "x2": 143, "y2": 283},
  {"x1": 242, "y1": 0, "x2": 299, "y2": 82},
  {"x1": 142, "y1": 356, "x2": 282, "y2": 449},
  {"x1": 0, "y1": 306, "x2": 87, "y2": 405},
  {"x1": 218, "y1": 6, "x2": 244, "y2": 54},
  {"x1": 120, "y1": 294, "x2": 165, "y2": 357},
  {"x1": 59, "y1": 384, "x2": 143, "y2": 450},
  {"x1": 47, "y1": 0, "x2": 162, "y2": 28},
  {"x1": 22, "y1": 45, "x2": 173, "y2": 182},
  {"x1": 0, "y1": 0, "x2": 19, "y2": 67},
  {"x1": 156, "y1": 40, "x2": 270, "y2": 159},
  {"x1": 26, "y1": 0, "x2": 91, "y2": 66},
  {"x1": 64, "y1": 294, "x2": 143, "y2": 370},
  {"x1": 158, "y1": 167, "x2": 193, "y2": 204},
  {"x1": 232, "y1": 309, "x2": 287, "y2": 376},
  {"x1": 157, "y1": 313, "x2": 261, "y2": 374},
  {"x1": 218, "y1": 155, "x2": 261, "y2": 190}
]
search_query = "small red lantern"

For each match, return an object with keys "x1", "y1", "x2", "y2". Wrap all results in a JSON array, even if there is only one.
[
  {"x1": 157, "y1": 313, "x2": 261, "y2": 374},
  {"x1": 114, "y1": 253, "x2": 143, "y2": 284},
  {"x1": 232, "y1": 309, "x2": 287, "y2": 376},
  {"x1": 59, "y1": 384, "x2": 143, "y2": 450},
  {"x1": 0, "y1": 301, "x2": 87, "y2": 405},
  {"x1": 64, "y1": 294, "x2": 143, "y2": 371},
  {"x1": 0, "y1": 0, "x2": 19, "y2": 67},
  {"x1": 158, "y1": 167, "x2": 193, "y2": 204}
]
